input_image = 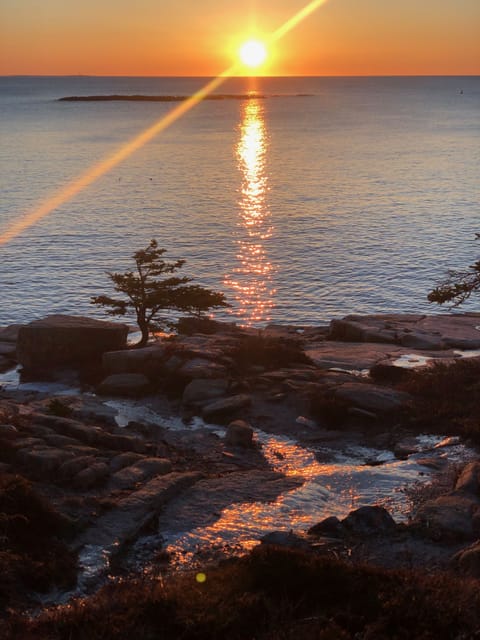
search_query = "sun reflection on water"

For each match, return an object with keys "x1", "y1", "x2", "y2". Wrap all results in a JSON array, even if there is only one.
[{"x1": 225, "y1": 99, "x2": 275, "y2": 325}]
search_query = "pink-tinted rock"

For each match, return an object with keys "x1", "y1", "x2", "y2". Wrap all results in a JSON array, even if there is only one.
[
  {"x1": 0, "y1": 324, "x2": 22, "y2": 343},
  {"x1": 178, "y1": 358, "x2": 227, "y2": 379},
  {"x1": 328, "y1": 313, "x2": 480, "y2": 351},
  {"x1": 202, "y1": 394, "x2": 252, "y2": 421},
  {"x1": 182, "y1": 378, "x2": 229, "y2": 406},
  {"x1": 414, "y1": 494, "x2": 480, "y2": 541},
  {"x1": 97, "y1": 373, "x2": 151, "y2": 397},
  {"x1": 334, "y1": 382, "x2": 412, "y2": 413},
  {"x1": 102, "y1": 345, "x2": 166, "y2": 376}
]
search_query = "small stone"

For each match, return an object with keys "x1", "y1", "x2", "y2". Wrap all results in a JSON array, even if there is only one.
[
  {"x1": 59, "y1": 455, "x2": 97, "y2": 479},
  {"x1": 202, "y1": 394, "x2": 251, "y2": 422},
  {"x1": 225, "y1": 420, "x2": 254, "y2": 447},
  {"x1": 109, "y1": 452, "x2": 144, "y2": 472},
  {"x1": 452, "y1": 541, "x2": 480, "y2": 578},
  {"x1": 0, "y1": 424, "x2": 19, "y2": 440},
  {"x1": 308, "y1": 516, "x2": 344, "y2": 538},
  {"x1": 342, "y1": 506, "x2": 397, "y2": 535},
  {"x1": 295, "y1": 416, "x2": 317, "y2": 429},
  {"x1": 261, "y1": 530, "x2": 310, "y2": 549},
  {"x1": 454, "y1": 462, "x2": 480, "y2": 496},
  {"x1": 73, "y1": 462, "x2": 110, "y2": 489}
]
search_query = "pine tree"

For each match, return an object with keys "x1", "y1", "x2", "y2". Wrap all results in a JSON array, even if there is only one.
[{"x1": 91, "y1": 239, "x2": 229, "y2": 346}]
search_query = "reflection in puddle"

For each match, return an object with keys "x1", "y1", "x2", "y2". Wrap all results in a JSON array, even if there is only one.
[
  {"x1": 392, "y1": 354, "x2": 433, "y2": 369},
  {"x1": 162, "y1": 430, "x2": 474, "y2": 569},
  {"x1": 225, "y1": 99, "x2": 275, "y2": 325}
]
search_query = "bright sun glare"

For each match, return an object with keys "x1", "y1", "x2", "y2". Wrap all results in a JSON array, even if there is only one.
[{"x1": 239, "y1": 40, "x2": 268, "y2": 68}]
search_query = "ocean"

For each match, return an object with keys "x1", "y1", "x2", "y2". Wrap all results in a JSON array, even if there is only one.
[{"x1": 1, "y1": 75, "x2": 479, "y2": 328}]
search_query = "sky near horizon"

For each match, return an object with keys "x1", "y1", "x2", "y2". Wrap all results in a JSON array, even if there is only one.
[{"x1": 1, "y1": 0, "x2": 479, "y2": 77}]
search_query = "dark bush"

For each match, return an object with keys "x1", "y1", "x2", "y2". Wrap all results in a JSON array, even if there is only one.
[
  {"x1": 0, "y1": 473, "x2": 77, "y2": 612},
  {"x1": 402, "y1": 358, "x2": 480, "y2": 441},
  {"x1": 10, "y1": 546, "x2": 480, "y2": 639}
]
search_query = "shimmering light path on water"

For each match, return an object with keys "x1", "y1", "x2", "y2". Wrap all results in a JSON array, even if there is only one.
[
  {"x1": 0, "y1": 0, "x2": 329, "y2": 247},
  {"x1": 225, "y1": 100, "x2": 276, "y2": 324}
]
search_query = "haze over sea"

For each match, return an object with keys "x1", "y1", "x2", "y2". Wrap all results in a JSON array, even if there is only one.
[{"x1": 1, "y1": 76, "x2": 479, "y2": 328}]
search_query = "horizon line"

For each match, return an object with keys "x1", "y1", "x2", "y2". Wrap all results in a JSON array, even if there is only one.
[{"x1": 1, "y1": 73, "x2": 479, "y2": 79}]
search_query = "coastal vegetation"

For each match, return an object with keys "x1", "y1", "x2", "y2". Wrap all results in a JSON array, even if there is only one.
[
  {"x1": 3, "y1": 545, "x2": 480, "y2": 639},
  {"x1": 403, "y1": 357, "x2": 480, "y2": 443},
  {"x1": 91, "y1": 239, "x2": 229, "y2": 347},
  {"x1": 0, "y1": 473, "x2": 77, "y2": 614},
  {"x1": 428, "y1": 235, "x2": 480, "y2": 307}
]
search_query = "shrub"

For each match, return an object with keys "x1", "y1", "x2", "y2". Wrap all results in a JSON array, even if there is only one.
[
  {"x1": 0, "y1": 473, "x2": 77, "y2": 613},
  {"x1": 10, "y1": 546, "x2": 480, "y2": 639},
  {"x1": 402, "y1": 358, "x2": 480, "y2": 441}
]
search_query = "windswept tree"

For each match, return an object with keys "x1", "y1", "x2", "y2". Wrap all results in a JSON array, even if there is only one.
[
  {"x1": 91, "y1": 239, "x2": 229, "y2": 347},
  {"x1": 428, "y1": 236, "x2": 480, "y2": 307}
]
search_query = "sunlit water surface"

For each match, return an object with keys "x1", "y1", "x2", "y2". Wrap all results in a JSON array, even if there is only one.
[{"x1": 1, "y1": 76, "x2": 479, "y2": 327}]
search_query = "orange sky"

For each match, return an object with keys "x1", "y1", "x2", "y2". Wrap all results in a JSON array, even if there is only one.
[{"x1": 1, "y1": 0, "x2": 479, "y2": 76}]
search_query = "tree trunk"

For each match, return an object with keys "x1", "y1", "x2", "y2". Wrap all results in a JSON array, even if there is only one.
[{"x1": 136, "y1": 320, "x2": 149, "y2": 348}]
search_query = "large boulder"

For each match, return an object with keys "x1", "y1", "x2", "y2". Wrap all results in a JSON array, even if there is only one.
[
  {"x1": 17, "y1": 315, "x2": 128, "y2": 371},
  {"x1": 413, "y1": 494, "x2": 480, "y2": 541},
  {"x1": 97, "y1": 373, "x2": 151, "y2": 397},
  {"x1": 333, "y1": 382, "x2": 412, "y2": 413},
  {"x1": 202, "y1": 394, "x2": 252, "y2": 422},
  {"x1": 102, "y1": 344, "x2": 166, "y2": 377},
  {"x1": 452, "y1": 541, "x2": 480, "y2": 578},
  {"x1": 182, "y1": 378, "x2": 229, "y2": 407}
]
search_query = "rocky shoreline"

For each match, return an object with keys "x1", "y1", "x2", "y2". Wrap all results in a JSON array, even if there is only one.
[{"x1": 2, "y1": 312, "x2": 480, "y2": 618}]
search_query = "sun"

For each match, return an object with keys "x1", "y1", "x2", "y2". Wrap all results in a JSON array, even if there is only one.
[{"x1": 239, "y1": 39, "x2": 268, "y2": 69}]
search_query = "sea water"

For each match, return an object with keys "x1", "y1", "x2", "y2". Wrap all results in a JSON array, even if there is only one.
[{"x1": 1, "y1": 76, "x2": 479, "y2": 327}]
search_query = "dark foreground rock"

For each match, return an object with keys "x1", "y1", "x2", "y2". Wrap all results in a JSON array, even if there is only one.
[{"x1": 17, "y1": 315, "x2": 128, "y2": 371}]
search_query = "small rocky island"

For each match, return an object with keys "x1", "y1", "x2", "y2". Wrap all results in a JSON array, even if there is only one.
[{"x1": 2, "y1": 312, "x2": 480, "y2": 637}]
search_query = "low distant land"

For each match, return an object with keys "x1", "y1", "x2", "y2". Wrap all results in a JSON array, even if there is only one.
[{"x1": 58, "y1": 93, "x2": 312, "y2": 102}]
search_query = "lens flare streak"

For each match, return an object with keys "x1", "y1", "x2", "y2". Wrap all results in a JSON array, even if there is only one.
[{"x1": 0, "y1": 0, "x2": 330, "y2": 246}]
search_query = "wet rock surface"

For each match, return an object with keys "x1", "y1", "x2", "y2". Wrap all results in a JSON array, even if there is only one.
[{"x1": 1, "y1": 312, "x2": 480, "y2": 611}]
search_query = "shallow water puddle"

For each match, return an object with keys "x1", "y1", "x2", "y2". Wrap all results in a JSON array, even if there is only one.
[
  {"x1": 0, "y1": 366, "x2": 476, "y2": 574},
  {"x1": 159, "y1": 430, "x2": 474, "y2": 569}
]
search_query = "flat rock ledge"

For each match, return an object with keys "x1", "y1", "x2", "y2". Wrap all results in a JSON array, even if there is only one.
[
  {"x1": 329, "y1": 313, "x2": 480, "y2": 350},
  {"x1": 77, "y1": 471, "x2": 202, "y2": 551}
]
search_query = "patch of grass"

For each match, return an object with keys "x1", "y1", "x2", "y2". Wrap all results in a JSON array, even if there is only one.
[
  {"x1": 402, "y1": 358, "x2": 480, "y2": 441},
  {"x1": 8, "y1": 546, "x2": 480, "y2": 639},
  {"x1": 0, "y1": 473, "x2": 78, "y2": 613}
]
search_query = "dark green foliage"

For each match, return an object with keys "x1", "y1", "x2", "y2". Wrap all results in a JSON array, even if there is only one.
[
  {"x1": 428, "y1": 234, "x2": 480, "y2": 307},
  {"x1": 0, "y1": 473, "x2": 77, "y2": 612},
  {"x1": 402, "y1": 357, "x2": 480, "y2": 441},
  {"x1": 9, "y1": 546, "x2": 480, "y2": 639},
  {"x1": 92, "y1": 239, "x2": 229, "y2": 347},
  {"x1": 233, "y1": 333, "x2": 311, "y2": 372}
]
